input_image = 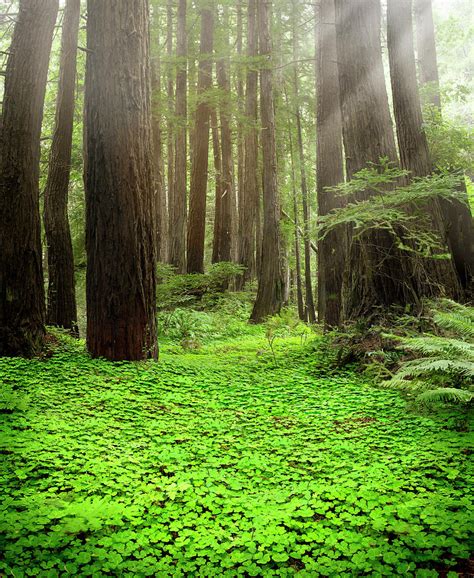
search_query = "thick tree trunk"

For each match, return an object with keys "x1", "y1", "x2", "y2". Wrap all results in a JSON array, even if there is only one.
[
  {"x1": 250, "y1": 0, "x2": 283, "y2": 323},
  {"x1": 187, "y1": 4, "x2": 214, "y2": 274},
  {"x1": 413, "y1": 0, "x2": 474, "y2": 293},
  {"x1": 43, "y1": 0, "x2": 80, "y2": 334},
  {"x1": 170, "y1": 0, "x2": 187, "y2": 273},
  {"x1": 292, "y1": 3, "x2": 315, "y2": 323},
  {"x1": 316, "y1": 0, "x2": 345, "y2": 327},
  {"x1": 85, "y1": 0, "x2": 157, "y2": 361},
  {"x1": 237, "y1": 0, "x2": 258, "y2": 289},
  {"x1": 387, "y1": 0, "x2": 460, "y2": 299},
  {"x1": 413, "y1": 0, "x2": 441, "y2": 109},
  {"x1": 0, "y1": 0, "x2": 58, "y2": 356},
  {"x1": 334, "y1": 0, "x2": 424, "y2": 320},
  {"x1": 216, "y1": 18, "x2": 234, "y2": 264}
]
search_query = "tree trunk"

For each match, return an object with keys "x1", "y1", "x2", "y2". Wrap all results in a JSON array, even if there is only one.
[
  {"x1": 0, "y1": 0, "x2": 58, "y2": 356},
  {"x1": 237, "y1": 0, "x2": 258, "y2": 289},
  {"x1": 236, "y1": 1, "x2": 245, "y2": 261},
  {"x1": 151, "y1": 29, "x2": 167, "y2": 262},
  {"x1": 413, "y1": 0, "x2": 474, "y2": 293},
  {"x1": 387, "y1": 0, "x2": 460, "y2": 299},
  {"x1": 211, "y1": 107, "x2": 223, "y2": 263},
  {"x1": 170, "y1": 0, "x2": 187, "y2": 273},
  {"x1": 413, "y1": 0, "x2": 441, "y2": 109},
  {"x1": 166, "y1": 1, "x2": 175, "y2": 257},
  {"x1": 85, "y1": 0, "x2": 157, "y2": 361},
  {"x1": 316, "y1": 0, "x2": 345, "y2": 327},
  {"x1": 216, "y1": 14, "x2": 234, "y2": 264},
  {"x1": 187, "y1": 4, "x2": 214, "y2": 274},
  {"x1": 250, "y1": 0, "x2": 283, "y2": 323},
  {"x1": 43, "y1": 0, "x2": 80, "y2": 334},
  {"x1": 292, "y1": 2, "x2": 316, "y2": 323},
  {"x1": 334, "y1": 0, "x2": 423, "y2": 320}
]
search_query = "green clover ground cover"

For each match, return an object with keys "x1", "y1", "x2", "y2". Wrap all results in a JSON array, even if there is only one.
[{"x1": 0, "y1": 334, "x2": 473, "y2": 577}]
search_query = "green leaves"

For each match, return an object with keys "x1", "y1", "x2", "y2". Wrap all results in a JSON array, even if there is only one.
[{"x1": 0, "y1": 329, "x2": 472, "y2": 576}]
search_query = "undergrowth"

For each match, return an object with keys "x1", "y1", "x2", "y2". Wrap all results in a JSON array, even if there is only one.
[{"x1": 0, "y1": 323, "x2": 473, "y2": 577}]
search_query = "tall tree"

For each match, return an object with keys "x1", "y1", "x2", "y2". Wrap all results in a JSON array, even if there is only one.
[
  {"x1": 334, "y1": 0, "x2": 424, "y2": 320},
  {"x1": 292, "y1": 1, "x2": 315, "y2": 323},
  {"x1": 85, "y1": 0, "x2": 157, "y2": 361},
  {"x1": 413, "y1": 0, "x2": 474, "y2": 293},
  {"x1": 413, "y1": 0, "x2": 441, "y2": 109},
  {"x1": 187, "y1": 3, "x2": 214, "y2": 273},
  {"x1": 316, "y1": 0, "x2": 345, "y2": 327},
  {"x1": 237, "y1": 0, "x2": 258, "y2": 289},
  {"x1": 387, "y1": 0, "x2": 460, "y2": 298},
  {"x1": 44, "y1": 0, "x2": 80, "y2": 334},
  {"x1": 236, "y1": 0, "x2": 245, "y2": 251},
  {"x1": 211, "y1": 107, "x2": 224, "y2": 263},
  {"x1": 250, "y1": 0, "x2": 283, "y2": 322},
  {"x1": 0, "y1": 0, "x2": 58, "y2": 356},
  {"x1": 170, "y1": 0, "x2": 187, "y2": 272},
  {"x1": 215, "y1": 8, "x2": 234, "y2": 264},
  {"x1": 166, "y1": 1, "x2": 176, "y2": 267}
]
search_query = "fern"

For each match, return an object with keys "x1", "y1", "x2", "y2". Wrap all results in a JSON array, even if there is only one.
[{"x1": 384, "y1": 301, "x2": 474, "y2": 404}]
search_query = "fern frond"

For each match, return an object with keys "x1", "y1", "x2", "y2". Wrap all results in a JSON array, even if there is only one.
[
  {"x1": 433, "y1": 311, "x2": 474, "y2": 338},
  {"x1": 417, "y1": 388, "x2": 474, "y2": 404},
  {"x1": 396, "y1": 336, "x2": 474, "y2": 360},
  {"x1": 396, "y1": 358, "x2": 474, "y2": 377}
]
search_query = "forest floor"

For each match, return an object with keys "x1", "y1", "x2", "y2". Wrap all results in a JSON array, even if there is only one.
[{"x1": 0, "y1": 326, "x2": 473, "y2": 577}]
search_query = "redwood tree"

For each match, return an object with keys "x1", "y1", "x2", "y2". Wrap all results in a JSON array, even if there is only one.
[
  {"x1": 44, "y1": 0, "x2": 80, "y2": 334},
  {"x1": 316, "y1": 0, "x2": 345, "y2": 327},
  {"x1": 0, "y1": 0, "x2": 58, "y2": 356},
  {"x1": 170, "y1": 0, "x2": 188, "y2": 272},
  {"x1": 85, "y1": 0, "x2": 157, "y2": 361},
  {"x1": 413, "y1": 0, "x2": 441, "y2": 109},
  {"x1": 250, "y1": 0, "x2": 283, "y2": 323},
  {"x1": 237, "y1": 0, "x2": 259, "y2": 289},
  {"x1": 187, "y1": 3, "x2": 214, "y2": 273}
]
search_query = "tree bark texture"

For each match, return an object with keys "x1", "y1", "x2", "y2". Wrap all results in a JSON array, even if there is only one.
[
  {"x1": 187, "y1": 4, "x2": 214, "y2": 273},
  {"x1": 250, "y1": 0, "x2": 283, "y2": 323},
  {"x1": 85, "y1": 0, "x2": 157, "y2": 361},
  {"x1": 413, "y1": 0, "x2": 441, "y2": 109},
  {"x1": 0, "y1": 0, "x2": 58, "y2": 356},
  {"x1": 44, "y1": 0, "x2": 80, "y2": 334}
]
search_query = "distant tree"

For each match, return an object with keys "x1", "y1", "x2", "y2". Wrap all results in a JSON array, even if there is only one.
[
  {"x1": 0, "y1": 0, "x2": 58, "y2": 356},
  {"x1": 315, "y1": 0, "x2": 345, "y2": 327},
  {"x1": 44, "y1": 0, "x2": 80, "y2": 334},
  {"x1": 413, "y1": 0, "x2": 441, "y2": 109},
  {"x1": 187, "y1": 3, "x2": 214, "y2": 273},
  {"x1": 250, "y1": 0, "x2": 283, "y2": 322},
  {"x1": 84, "y1": 0, "x2": 157, "y2": 361},
  {"x1": 170, "y1": 0, "x2": 188, "y2": 272},
  {"x1": 237, "y1": 0, "x2": 259, "y2": 289}
]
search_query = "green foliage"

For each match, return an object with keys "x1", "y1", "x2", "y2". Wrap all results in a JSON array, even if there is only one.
[
  {"x1": 0, "y1": 385, "x2": 29, "y2": 413},
  {"x1": 384, "y1": 301, "x2": 474, "y2": 405},
  {"x1": 156, "y1": 262, "x2": 246, "y2": 310},
  {"x1": 318, "y1": 161, "x2": 466, "y2": 258},
  {"x1": 1, "y1": 330, "x2": 472, "y2": 576}
]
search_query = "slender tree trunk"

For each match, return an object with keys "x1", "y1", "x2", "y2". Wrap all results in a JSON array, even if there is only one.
[
  {"x1": 216, "y1": 14, "x2": 234, "y2": 264},
  {"x1": 288, "y1": 120, "x2": 305, "y2": 321},
  {"x1": 236, "y1": 1, "x2": 245, "y2": 259},
  {"x1": 413, "y1": 0, "x2": 474, "y2": 293},
  {"x1": 211, "y1": 107, "x2": 223, "y2": 263},
  {"x1": 165, "y1": 2, "x2": 175, "y2": 267},
  {"x1": 237, "y1": 0, "x2": 258, "y2": 289},
  {"x1": 335, "y1": 0, "x2": 424, "y2": 320},
  {"x1": 43, "y1": 0, "x2": 80, "y2": 334},
  {"x1": 387, "y1": 0, "x2": 460, "y2": 299},
  {"x1": 187, "y1": 4, "x2": 214, "y2": 274},
  {"x1": 170, "y1": 0, "x2": 187, "y2": 273},
  {"x1": 85, "y1": 0, "x2": 157, "y2": 361},
  {"x1": 413, "y1": 0, "x2": 441, "y2": 109},
  {"x1": 152, "y1": 57, "x2": 167, "y2": 263},
  {"x1": 250, "y1": 0, "x2": 283, "y2": 323},
  {"x1": 316, "y1": 0, "x2": 345, "y2": 327},
  {"x1": 292, "y1": 3, "x2": 316, "y2": 323},
  {"x1": 0, "y1": 0, "x2": 58, "y2": 356}
]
